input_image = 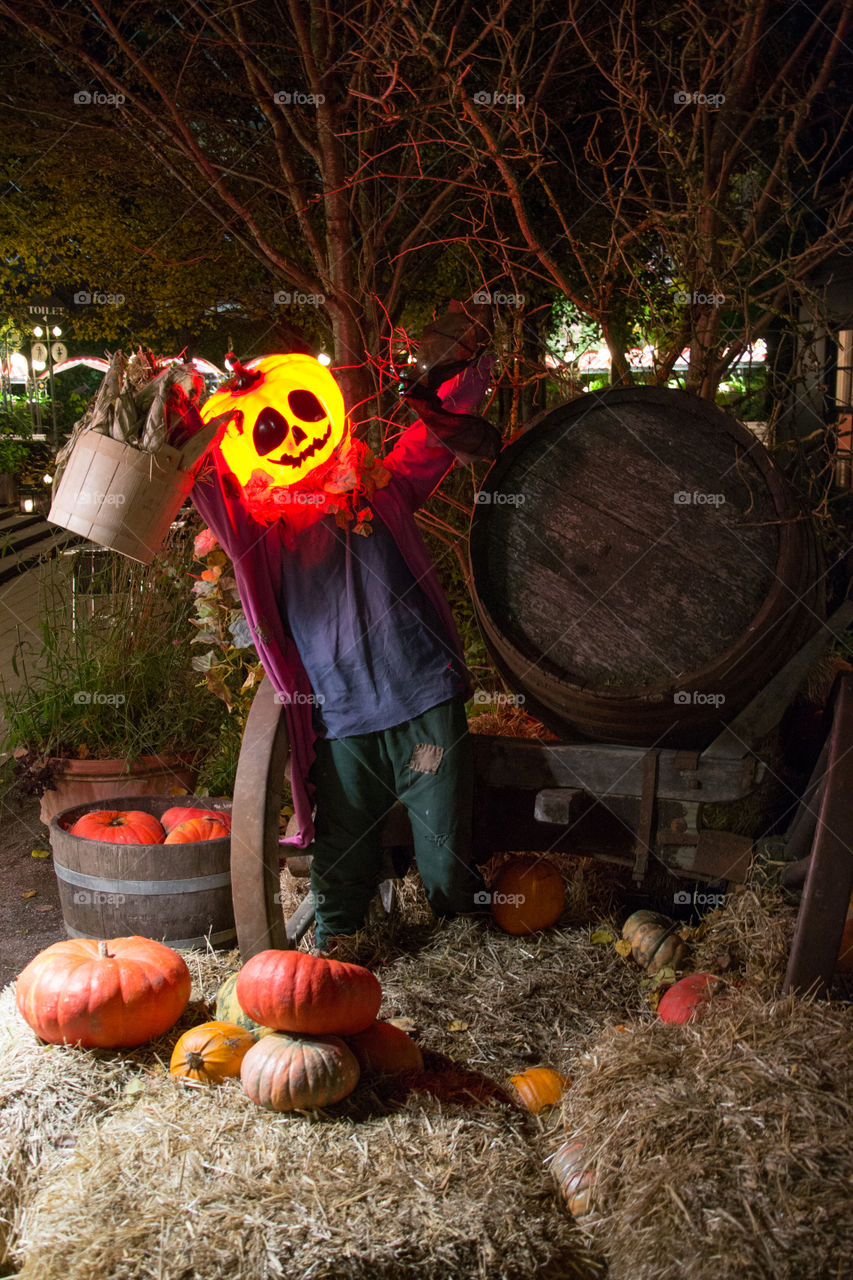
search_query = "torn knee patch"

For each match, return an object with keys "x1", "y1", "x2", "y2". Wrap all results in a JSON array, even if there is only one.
[{"x1": 408, "y1": 742, "x2": 444, "y2": 774}]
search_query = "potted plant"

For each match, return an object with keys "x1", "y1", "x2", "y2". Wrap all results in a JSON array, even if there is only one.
[{"x1": 0, "y1": 522, "x2": 231, "y2": 824}]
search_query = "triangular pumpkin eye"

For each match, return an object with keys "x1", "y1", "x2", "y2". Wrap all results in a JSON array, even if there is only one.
[
  {"x1": 288, "y1": 389, "x2": 326, "y2": 421},
  {"x1": 253, "y1": 407, "x2": 290, "y2": 456}
]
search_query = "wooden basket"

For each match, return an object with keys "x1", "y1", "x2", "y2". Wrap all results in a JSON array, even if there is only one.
[{"x1": 48, "y1": 431, "x2": 199, "y2": 565}]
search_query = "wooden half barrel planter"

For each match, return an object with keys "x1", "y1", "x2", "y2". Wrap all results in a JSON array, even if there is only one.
[
  {"x1": 469, "y1": 387, "x2": 820, "y2": 746},
  {"x1": 49, "y1": 794, "x2": 236, "y2": 949}
]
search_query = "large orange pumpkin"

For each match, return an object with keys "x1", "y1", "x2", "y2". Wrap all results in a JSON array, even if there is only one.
[
  {"x1": 510, "y1": 1066, "x2": 568, "y2": 1113},
  {"x1": 490, "y1": 855, "x2": 565, "y2": 935},
  {"x1": 69, "y1": 810, "x2": 165, "y2": 845},
  {"x1": 161, "y1": 806, "x2": 232, "y2": 834},
  {"x1": 240, "y1": 1031, "x2": 360, "y2": 1111},
  {"x1": 170, "y1": 1020, "x2": 256, "y2": 1084},
  {"x1": 164, "y1": 816, "x2": 230, "y2": 844},
  {"x1": 15, "y1": 936, "x2": 191, "y2": 1048},
  {"x1": 201, "y1": 353, "x2": 347, "y2": 490},
  {"x1": 235, "y1": 949, "x2": 381, "y2": 1036},
  {"x1": 345, "y1": 1020, "x2": 424, "y2": 1075}
]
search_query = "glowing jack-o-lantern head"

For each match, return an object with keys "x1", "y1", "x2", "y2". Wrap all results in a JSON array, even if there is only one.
[{"x1": 201, "y1": 352, "x2": 347, "y2": 488}]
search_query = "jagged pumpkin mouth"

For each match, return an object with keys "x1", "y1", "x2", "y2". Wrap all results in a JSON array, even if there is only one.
[{"x1": 266, "y1": 421, "x2": 333, "y2": 467}]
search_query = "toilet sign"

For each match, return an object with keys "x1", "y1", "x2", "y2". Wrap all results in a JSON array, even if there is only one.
[
  {"x1": 30, "y1": 342, "x2": 47, "y2": 364},
  {"x1": 52, "y1": 342, "x2": 68, "y2": 362}
]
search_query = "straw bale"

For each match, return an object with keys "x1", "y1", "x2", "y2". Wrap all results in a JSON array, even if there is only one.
[
  {"x1": 2, "y1": 919, "x2": 624, "y2": 1279},
  {"x1": 557, "y1": 989, "x2": 853, "y2": 1280},
  {"x1": 1, "y1": 877, "x2": 847, "y2": 1280}
]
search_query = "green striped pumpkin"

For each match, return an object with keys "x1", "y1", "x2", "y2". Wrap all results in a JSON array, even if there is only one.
[{"x1": 214, "y1": 972, "x2": 272, "y2": 1038}]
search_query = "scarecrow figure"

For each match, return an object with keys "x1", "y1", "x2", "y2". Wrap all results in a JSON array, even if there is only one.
[{"x1": 190, "y1": 304, "x2": 500, "y2": 955}]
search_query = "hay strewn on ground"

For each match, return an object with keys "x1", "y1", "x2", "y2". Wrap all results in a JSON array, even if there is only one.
[
  {"x1": 560, "y1": 991, "x2": 853, "y2": 1280},
  {"x1": 1, "y1": 861, "x2": 635, "y2": 1280},
  {"x1": 1, "y1": 870, "x2": 850, "y2": 1280}
]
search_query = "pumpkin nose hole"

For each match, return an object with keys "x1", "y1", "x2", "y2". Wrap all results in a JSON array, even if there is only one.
[
  {"x1": 288, "y1": 389, "x2": 326, "y2": 421},
  {"x1": 291, "y1": 425, "x2": 307, "y2": 446},
  {"x1": 253, "y1": 407, "x2": 290, "y2": 456}
]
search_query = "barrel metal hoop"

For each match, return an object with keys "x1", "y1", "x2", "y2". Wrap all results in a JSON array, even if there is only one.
[
  {"x1": 53, "y1": 862, "x2": 232, "y2": 896},
  {"x1": 64, "y1": 923, "x2": 237, "y2": 949}
]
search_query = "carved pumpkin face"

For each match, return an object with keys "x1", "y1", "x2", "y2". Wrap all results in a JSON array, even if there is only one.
[{"x1": 201, "y1": 354, "x2": 346, "y2": 488}]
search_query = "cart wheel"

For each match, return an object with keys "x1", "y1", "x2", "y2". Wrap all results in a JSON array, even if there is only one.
[{"x1": 231, "y1": 674, "x2": 290, "y2": 959}]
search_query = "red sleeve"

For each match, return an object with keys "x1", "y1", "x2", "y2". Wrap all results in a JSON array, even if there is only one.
[
  {"x1": 382, "y1": 420, "x2": 457, "y2": 513},
  {"x1": 381, "y1": 357, "x2": 494, "y2": 510}
]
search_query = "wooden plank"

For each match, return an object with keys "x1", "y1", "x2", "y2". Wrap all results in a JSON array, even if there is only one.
[
  {"x1": 230, "y1": 676, "x2": 290, "y2": 959},
  {"x1": 473, "y1": 734, "x2": 757, "y2": 802},
  {"x1": 632, "y1": 750, "x2": 658, "y2": 882},
  {"x1": 784, "y1": 674, "x2": 853, "y2": 996}
]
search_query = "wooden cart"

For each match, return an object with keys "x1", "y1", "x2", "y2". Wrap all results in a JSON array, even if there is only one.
[{"x1": 229, "y1": 599, "x2": 853, "y2": 989}]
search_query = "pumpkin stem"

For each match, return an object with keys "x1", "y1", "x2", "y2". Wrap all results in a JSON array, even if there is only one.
[
  {"x1": 224, "y1": 351, "x2": 262, "y2": 392},
  {"x1": 185, "y1": 1050, "x2": 207, "y2": 1072},
  {"x1": 97, "y1": 941, "x2": 111, "y2": 959}
]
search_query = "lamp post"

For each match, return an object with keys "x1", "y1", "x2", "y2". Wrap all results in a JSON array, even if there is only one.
[{"x1": 31, "y1": 324, "x2": 64, "y2": 449}]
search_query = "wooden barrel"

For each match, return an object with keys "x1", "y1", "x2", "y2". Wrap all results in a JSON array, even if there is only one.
[
  {"x1": 49, "y1": 795, "x2": 236, "y2": 949},
  {"x1": 469, "y1": 387, "x2": 820, "y2": 746}
]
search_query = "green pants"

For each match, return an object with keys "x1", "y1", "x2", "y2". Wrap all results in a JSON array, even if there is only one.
[{"x1": 308, "y1": 697, "x2": 485, "y2": 948}]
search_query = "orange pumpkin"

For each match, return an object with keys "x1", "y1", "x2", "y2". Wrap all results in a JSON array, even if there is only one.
[
  {"x1": 170, "y1": 1020, "x2": 256, "y2": 1084},
  {"x1": 490, "y1": 855, "x2": 565, "y2": 935},
  {"x1": 201, "y1": 353, "x2": 347, "y2": 490},
  {"x1": 235, "y1": 949, "x2": 381, "y2": 1037},
  {"x1": 346, "y1": 1020, "x2": 424, "y2": 1075},
  {"x1": 510, "y1": 1066, "x2": 568, "y2": 1113},
  {"x1": 161, "y1": 806, "x2": 232, "y2": 834},
  {"x1": 15, "y1": 936, "x2": 191, "y2": 1048},
  {"x1": 164, "y1": 816, "x2": 230, "y2": 844},
  {"x1": 240, "y1": 1031, "x2": 360, "y2": 1111},
  {"x1": 69, "y1": 809, "x2": 165, "y2": 845}
]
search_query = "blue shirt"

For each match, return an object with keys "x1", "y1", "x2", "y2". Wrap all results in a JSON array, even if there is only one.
[{"x1": 279, "y1": 513, "x2": 466, "y2": 738}]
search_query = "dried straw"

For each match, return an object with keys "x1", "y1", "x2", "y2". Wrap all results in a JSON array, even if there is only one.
[{"x1": 1, "y1": 874, "x2": 848, "y2": 1280}]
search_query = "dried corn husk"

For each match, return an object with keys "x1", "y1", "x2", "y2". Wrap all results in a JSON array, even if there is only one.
[{"x1": 53, "y1": 350, "x2": 206, "y2": 492}]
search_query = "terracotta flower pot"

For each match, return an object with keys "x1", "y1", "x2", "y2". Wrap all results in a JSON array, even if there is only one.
[{"x1": 39, "y1": 754, "x2": 199, "y2": 826}]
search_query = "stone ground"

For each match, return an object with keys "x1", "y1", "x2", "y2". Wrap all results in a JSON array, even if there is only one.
[{"x1": 0, "y1": 792, "x2": 65, "y2": 983}]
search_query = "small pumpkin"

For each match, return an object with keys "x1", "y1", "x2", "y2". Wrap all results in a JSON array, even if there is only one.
[
  {"x1": 490, "y1": 855, "x2": 565, "y2": 936},
  {"x1": 657, "y1": 972, "x2": 718, "y2": 1024},
  {"x1": 69, "y1": 809, "x2": 165, "y2": 845},
  {"x1": 235, "y1": 949, "x2": 381, "y2": 1036},
  {"x1": 240, "y1": 1031, "x2": 360, "y2": 1111},
  {"x1": 15, "y1": 936, "x2": 191, "y2": 1048},
  {"x1": 551, "y1": 1140, "x2": 594, "y2": 1217},
  {"x1": 164, "y1": 815, "x2": 230, "y2": 844},
  {"x1": 170, "y1": 1020, "x2": 256, "y2": 1084},
  {"x1": 346, "y1": 1020, "x2": 424, "y2": 1075},
  {"x1": 214, "y1": 972, "x2": 273, "y2": 1038},
  {"x1": 162, "y1": 806, "x2": 232, "y2": 834},
  {"x1": 510, "y1": 1066, "x2": 568, "y2": 1113},
  {"x1": 621, "y1": 909, "x2": 688, "y2": 974}
]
